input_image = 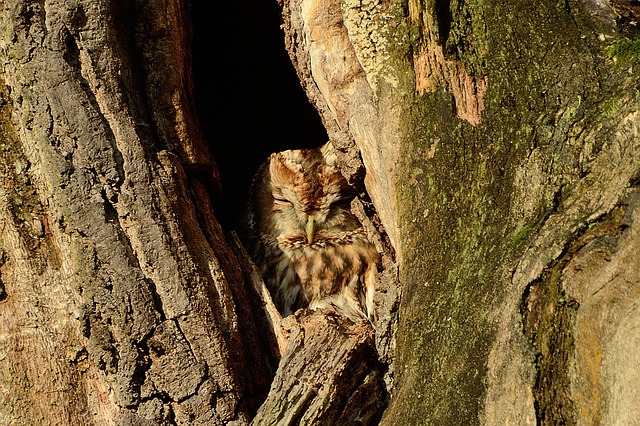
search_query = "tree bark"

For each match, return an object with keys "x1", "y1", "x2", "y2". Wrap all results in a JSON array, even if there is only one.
[
  {"x1": 0, "y1": 1, "x2": 272, "y2": 423},
  {"x1": 0, "y1": 0, "x2": 389, "y2": 424},
  {"x1": 251, "y1": 311, "x2": 386, "y2": 425},
  {"x1": 2, "y1": 0, "x2": 640, "y2": 424},
  {"x1": 276, "y1": 0, "x2": 640, "y2": 424}
]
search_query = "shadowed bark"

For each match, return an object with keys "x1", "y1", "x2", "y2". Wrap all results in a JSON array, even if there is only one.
[{"x1": 252, "y1": 311, "x2": 386, "y2": 425}]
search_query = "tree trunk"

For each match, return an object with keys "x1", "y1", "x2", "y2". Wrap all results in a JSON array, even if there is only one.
[
  {"x1": 2, "y1": 0, "x2": 640, "y2": 425},
  {"x1": 0, "y1": 0, "x2": 273, "y2": 423},
  {"x1": 276, "y1": 0, "x2": 640, "y2": 424},
  {"x1": 0, "y1": 0, "x2": 391, "y2": 424}
]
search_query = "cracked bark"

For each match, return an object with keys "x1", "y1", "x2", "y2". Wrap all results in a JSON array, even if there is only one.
[
  {"x1": 0, "y1": 0, "x2": 268, "y2": 424},
  {"x1": 0, "y1": 1, "x2": 388, "y2": 424},
  {"x1": 251, "y1": 311, "x2": 387, "y2": 426}
]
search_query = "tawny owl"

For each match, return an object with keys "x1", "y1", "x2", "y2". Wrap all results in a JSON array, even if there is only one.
[{"x1": 239, "y1": 142, "x2": 379, "y2": 322}]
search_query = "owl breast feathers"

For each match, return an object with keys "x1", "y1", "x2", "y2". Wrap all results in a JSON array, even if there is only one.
[{"x1": 239, "y1": 142, "x2": 379, "y2": 322}]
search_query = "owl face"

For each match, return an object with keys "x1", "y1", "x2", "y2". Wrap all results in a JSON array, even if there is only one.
[{"x1": 254, "y1": 143, "x2": 360, "y2": 245}]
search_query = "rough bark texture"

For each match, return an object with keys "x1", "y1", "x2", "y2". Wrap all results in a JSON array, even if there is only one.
[
  {"x1": 0, "y1": 1, "x2": 271, "y2": 424},
  {"x1": 252, "y1": 311, "x2": 386, "y2": 425},
  {"x1": 276, "y1": 0, "x2": 640, "y2": 424},
  {"x1": 0, "y1": 0, "x2": 390, "y2": 424}
]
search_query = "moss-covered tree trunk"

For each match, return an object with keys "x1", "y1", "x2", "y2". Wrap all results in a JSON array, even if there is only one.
[{"x1": 277, "y1": 0, "x2": 640, "y2": 424}]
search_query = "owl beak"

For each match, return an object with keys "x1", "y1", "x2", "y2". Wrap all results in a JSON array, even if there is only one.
[{"x1": 306, "y1": 215, "x2": 315, "y2": 244}]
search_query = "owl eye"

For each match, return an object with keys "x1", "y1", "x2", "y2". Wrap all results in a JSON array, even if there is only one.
[{"x1": 273, "y1": 194, "x2": 292, "y2": 206}]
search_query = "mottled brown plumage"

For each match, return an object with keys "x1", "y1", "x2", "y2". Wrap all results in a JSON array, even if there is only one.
[{"x1": 239, "y1": 142, "x2": 379, "y2": 321}]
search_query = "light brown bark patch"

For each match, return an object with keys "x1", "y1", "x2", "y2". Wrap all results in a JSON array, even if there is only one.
[{"x1": 413, "y1": 41, "x2": 488, "y2": 126}]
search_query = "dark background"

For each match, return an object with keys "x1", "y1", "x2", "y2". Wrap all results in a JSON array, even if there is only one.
[{"x1": 191, "y1": 0, "x2": 328, "y2": 227}]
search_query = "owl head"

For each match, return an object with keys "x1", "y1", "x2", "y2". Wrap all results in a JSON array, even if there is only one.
[{"x1": 252, "y1": 142, "x2": 360, "y2": 244}]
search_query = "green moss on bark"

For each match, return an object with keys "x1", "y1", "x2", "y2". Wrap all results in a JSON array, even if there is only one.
[
  {"x1": 605, "y1": 38, "x2": 640, "y2": 65},
  {"x1": 385, "y1": 0, "x2": 619, "y2": 424}
]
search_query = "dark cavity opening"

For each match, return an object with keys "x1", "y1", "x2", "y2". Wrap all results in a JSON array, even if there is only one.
[
  {"x1": 434, "y1": 0, "x2": 452, "y2": 46},
  {"x1": 191, "y1": 0, "x2": 328, "y2": 228}
]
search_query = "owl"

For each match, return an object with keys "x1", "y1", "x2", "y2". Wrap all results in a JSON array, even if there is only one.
[{"x1": 239, "y1": 142, "x2": 379, "y2": 322}]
